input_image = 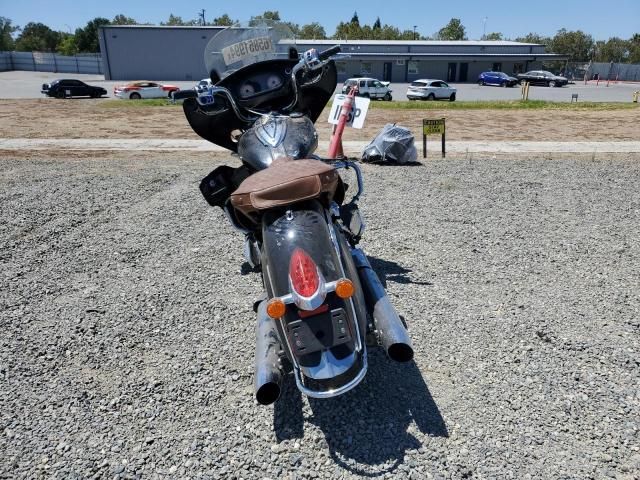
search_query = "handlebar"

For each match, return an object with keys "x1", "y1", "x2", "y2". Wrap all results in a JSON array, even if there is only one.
[{"x1": 190, "y1": 44, "x2": 342, "y2": 121}]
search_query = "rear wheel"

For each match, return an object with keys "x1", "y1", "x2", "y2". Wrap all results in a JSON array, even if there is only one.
[
  {"x1": 129, "y1": 92, "x2": 142, "y2": 100},
  {"x1": 548, "y1": 80, "x2": 556, "y2": 87},
  {"x1": 449, "y1": 93, "x2": 456, "y2": 102}
]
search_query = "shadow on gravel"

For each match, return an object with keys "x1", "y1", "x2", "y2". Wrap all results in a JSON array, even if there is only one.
[
  {"x1": 368, "y1": 256, "x2": 433, "y2": 288},
  {"x1": 273, "y1": 349, "x2": 447, "y2": 476}
]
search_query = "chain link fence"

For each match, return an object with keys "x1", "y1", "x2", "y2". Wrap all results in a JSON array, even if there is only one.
[
  {"x1": 542, "y1": 61, "x2": 640, "y2": 83},
  {"x1": 0, "y1": 51, "x2": 103, "y2": 75}
]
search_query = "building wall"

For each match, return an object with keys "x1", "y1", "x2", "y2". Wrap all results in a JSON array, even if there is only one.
[
  {"x1": 100, "y1": 27, "x2": 554, "y2": 82},
  {"x1": 100, "y1": 26, "x2": 223, "y2": 80}
]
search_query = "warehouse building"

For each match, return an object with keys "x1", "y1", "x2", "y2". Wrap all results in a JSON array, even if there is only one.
[{"x1": 99, "y1": 25, "x2": 566, "y2": 82}]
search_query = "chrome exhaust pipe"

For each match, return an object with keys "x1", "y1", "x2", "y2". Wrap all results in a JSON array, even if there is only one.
[
  {"x1": 254, "y1": 300, "x2": 283, "y2": 405},
  {"x1": 351, "y1": 248, "x2": 414, "y2": 362}
]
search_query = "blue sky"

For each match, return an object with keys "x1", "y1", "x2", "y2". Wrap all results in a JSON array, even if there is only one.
[{"x1": 3, "y1": 0, "x2": 639, "y2": 40}]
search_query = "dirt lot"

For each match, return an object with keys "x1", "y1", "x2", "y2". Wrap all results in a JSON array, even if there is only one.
[
  {"x1": 1, "y1": 98, "x2": 639, "y2": 479},
  {"x1": 1, "y1": 99, "x2": 639, "y2": 142}
]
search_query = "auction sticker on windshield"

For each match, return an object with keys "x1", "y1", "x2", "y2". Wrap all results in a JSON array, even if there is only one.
[{"x1": 222, "y1": 37, "x2": 274, "y2": 65}]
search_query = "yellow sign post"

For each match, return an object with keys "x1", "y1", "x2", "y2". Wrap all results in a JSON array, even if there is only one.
[{"x1": 422, "y1": 118, "x2": 446, "y2": 158}]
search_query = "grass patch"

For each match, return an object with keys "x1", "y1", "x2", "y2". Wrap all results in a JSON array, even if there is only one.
[
  {"x1": 100, "y1": 99, "x2": 179, "y2": 108},
  {"x1": 371, "y1": 100, "x2": 639, "y2": 110}
]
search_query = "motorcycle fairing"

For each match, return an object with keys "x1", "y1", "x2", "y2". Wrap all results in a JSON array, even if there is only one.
[{"x1": 182, "y1": 60, "x2": 337, "y2": 153}]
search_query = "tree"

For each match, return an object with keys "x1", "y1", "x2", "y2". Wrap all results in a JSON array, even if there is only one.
[
  {"x1": 57, "y1": 33, "x2": 78, "y2": 55},
  {"x1": 212, "y1": 14, "x2": 235, "y2": 26},
  {"x1": 373, "y1": 17, "x2": 381, "y2": 30},
  {"x1": 15, "y1": 22, "x2": 60, "y2": 52},
  {"x1": 249, "y1": 10, "x2": 280, "y2": 26},
  {"x1": 629, "y1": 33, "x2": 640, "y2": 64},
  {"x1": 548, "y1": 29, "x2": 594, "y2": 62},
  {"x1": 594, "y1": 37, "x2": 629, "y2": 63},
  {"x1": 299, "y1": 23, "x2": 326, "y2": 40},
  {"x1": 0, "y1": 17, "x2": 19, "y2": 51},
  {"x1": 333, "y1": 21, "x2": 362, "y2": 40},
  {"x1": 111, "y1": 14, "x2": 137, "y2": 25},
  {"x1": 436, "y1": 18, "x2": 466, "y2": 40},
  {"x1": 75, "y1": 17, "x2": 110, "y2": 52},
  {"x1": 161, "y1": 14, "x2": 197, "y2": 26},
  {"x1": 350, "y1": 12, "x2": 360, "y2": 26},
  {"x1": 485, "y1": 32, "x2": 503, "y2": 41},
  {"x1": 515, "y1": 33, "x2": 551, "y2": 46}
]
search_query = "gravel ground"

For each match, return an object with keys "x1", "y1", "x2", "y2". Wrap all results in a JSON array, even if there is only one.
[{"x1": 1, "y1": 151, "x2": 639, "y2": 479}]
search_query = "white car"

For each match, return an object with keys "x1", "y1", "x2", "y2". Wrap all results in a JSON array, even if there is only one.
[
  {"x1": 406, "y1": 79, "x2": 456, "y2": 101},
  {"x1": 342, "y1": 77, "x2": 392, "y2": 101},
  {"x1": 113, "y1": 81, "x2": 180, "y2": 100}
]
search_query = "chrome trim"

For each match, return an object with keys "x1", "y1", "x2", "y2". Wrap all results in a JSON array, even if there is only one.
[
  {"x1": 277, "y1": 279, "x2": 339, "y2": 309},
  {"x1": 255, "y1": 115, "x2": 288, "y2": 147},
  {"x1": 333, "y1": 161, "x2": 364, "y2": 202},
  {"x1": 300, "y1": 350, "x2": 356, "y2": 380},
  {"x1": 293, "y1": 350, "x2": 368, "y2": 398}
]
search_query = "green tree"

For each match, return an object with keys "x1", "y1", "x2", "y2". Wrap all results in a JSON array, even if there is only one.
[
  {"x1": 629, "y1": 33, "x2": 640, "y2": 63},
  {"x1": 249, "y1": 10, "x2": 280, "y2": 26},
  {"x1": 75, "y1": 17, "x2": 110, "y2": 52},
  {"x1": 373, "y1": 17, "x2": 381, "y2": 30},
  {"x1": 515, "y1": 33, "x2": 551, "y2": 46},
  {"x1": 56, "y1": 33, "x2": 78, "y2": 55},
  {"x1": 485, "y1": 32, "x2": 503, "y2": 41},
  {"x1": 111, "y1": 14, "x2": 137, "y2": 25},
  {"x1": 15, "y1": 22, "x2": 60, "y2": 51},
  {"x1": 548, "y1": 29, "x2": 594, "y2": 61},
  {"x1": 436, "y1": 18, "x2": 466, "y2": 40},
  {"x1": 161, "y1": 14, "x2": 197, "y2": 26},
  {"x1": 299, "y1": 23, "x2": 326, "y2": 39},
  {"x1": 333, "y1": 21, "x2": 363, "y2": 40},
  {"x1": 212, "y1": 14, "x2": 235, "y2": 26},
  {"x1": 0, "y1": 17, "x2": 19, "y2": 51},
  {"x1": 350, "y1": 12, "x2": 360, "y2": 26},
  {"x1": 594, "y1": 37, "x2": 630, "y2": 62}
]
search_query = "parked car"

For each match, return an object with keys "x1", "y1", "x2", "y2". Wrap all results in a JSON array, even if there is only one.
[
  {"x1": 114, "y1": 81, "x2": 180, "y2": 100},
  {"x1": 516, "y1": 70, "x2": 568, "y2": 87},
  {"x1": 41, "y1": 79, "x2": 107, "y2": 98},
  {"x1": 342, "y1": 77, "x2": 393, "y2": 100},
  {"x1": 195, "y1": 78, "x2": 213, "y2": 94},
  {"x1": 406, "y1": 79, "x2": 456, "y2": 101},
  {"x1": 477, "y1": 71, "x2": 519, "y2": 87}
]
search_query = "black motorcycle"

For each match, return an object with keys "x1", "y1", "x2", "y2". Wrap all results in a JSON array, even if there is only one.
[{"x1": 174, "y1": 23, "x2": 413, "y2": 404}]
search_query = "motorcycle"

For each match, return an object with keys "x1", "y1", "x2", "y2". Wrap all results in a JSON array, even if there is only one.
[{"x1": 173, "y1": 23, "x2": 413, "y2": 405}]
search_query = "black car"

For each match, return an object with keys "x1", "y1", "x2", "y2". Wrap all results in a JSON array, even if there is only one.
[
  {"x1": 41, "y1": 79, "x2": 107, "y2": 98},
  {"x1": 516, "y1": 70, "x2": 568, "y2": 87}
]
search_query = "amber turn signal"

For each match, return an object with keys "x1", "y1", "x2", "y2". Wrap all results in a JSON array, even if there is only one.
[
  {"x1": 266, "y1": 298, "x2": 286, "y2": 319},
  {"x1": 335, "y1": 278, "x2": 355, "y2": 299}
]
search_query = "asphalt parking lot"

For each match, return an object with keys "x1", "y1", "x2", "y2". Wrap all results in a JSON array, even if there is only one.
[{"x1": 2, "y1": 70, "x2": 639, "y2": 102}]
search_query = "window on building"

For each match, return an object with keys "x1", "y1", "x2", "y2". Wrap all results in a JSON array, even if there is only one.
[
  {"x1": 513, "y1": 63, "x2": 524, "y2": 74},
  {"x1": 360, "y1": 62, "x2": 372, "y2": 75},
  {"x1": 492, "y1": 62, "x2": 502, "y2": 72},
  {"x1": 336, "y1": 62, "x2": 346, "y2": 74},
  {"x1": 408, "y1": 61, "x2": 419, "y2": 74}
]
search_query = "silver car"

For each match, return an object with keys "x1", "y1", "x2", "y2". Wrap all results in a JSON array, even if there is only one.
[
  {"x1": 342, "y1": 77, "x2": 393, "y2": 101},
  {"x1": 406, "y1": 79, "x2": 456, "y2": 101}
]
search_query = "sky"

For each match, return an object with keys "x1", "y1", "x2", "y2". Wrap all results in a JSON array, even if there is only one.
[{"x1": 2, "y1": 0, "x2": 639, "y2": 40}]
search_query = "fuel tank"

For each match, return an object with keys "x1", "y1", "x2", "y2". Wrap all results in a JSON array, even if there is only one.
[{"x1": 238, "y1": 114, "x2": 318, "y2": 171}]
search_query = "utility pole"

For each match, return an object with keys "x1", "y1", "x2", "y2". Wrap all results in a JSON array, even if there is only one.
[
  {"x1": 198, "y1": 9, "x2": 206, "y2": 26},
  {"x1": 413, "y1": 25, "x2": 417, "y2": 40}
]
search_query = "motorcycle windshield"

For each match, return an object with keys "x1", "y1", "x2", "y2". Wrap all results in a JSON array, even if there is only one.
[{"x1": 204, "y1": 22, "x2": 297, "y2": 80}]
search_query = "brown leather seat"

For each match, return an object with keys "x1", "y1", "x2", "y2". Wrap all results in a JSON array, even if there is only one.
[{"x1": 230, "y1": 159, "x2": 339, "y2": 217}]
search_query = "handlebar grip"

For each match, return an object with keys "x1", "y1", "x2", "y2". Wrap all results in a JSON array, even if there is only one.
[
  {"x1": 318, "y1": 45, "x2": 341, "y2": 61},
  {"x1": 172, "y1": 89, "x2": 197, "y2": 100}
]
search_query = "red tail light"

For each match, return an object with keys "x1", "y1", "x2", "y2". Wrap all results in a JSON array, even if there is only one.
[{"x1": 289, "y1": 248, "x2": 320, "y2": 297}]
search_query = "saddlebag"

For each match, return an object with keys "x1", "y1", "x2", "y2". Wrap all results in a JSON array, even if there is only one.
[
  {"x1": 200, "y1": 165, "x2": 250, "y2": 208},
  {"x1": 230, "y1": 159, "x2": 339, "y2": 217}
]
